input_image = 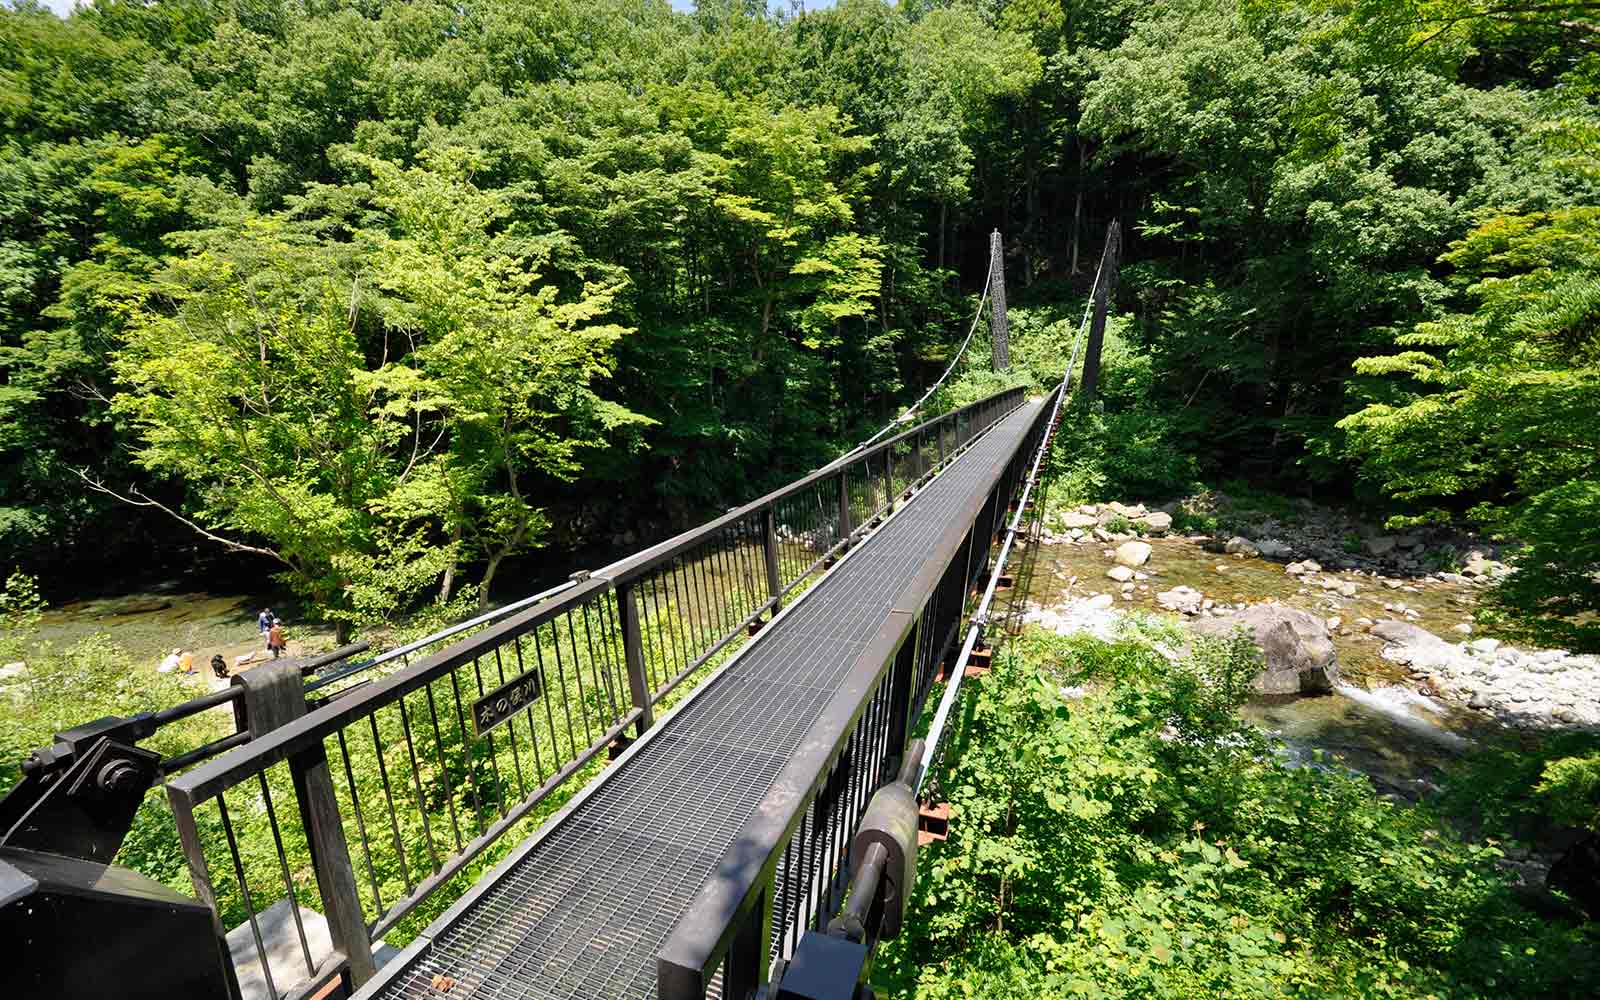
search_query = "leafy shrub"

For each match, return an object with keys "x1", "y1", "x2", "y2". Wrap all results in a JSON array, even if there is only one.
[
  {"x1": 0, "y1": 570, "x2": 44, "y2": 662},
  {"x1": 1538, "y1": 754, "x2": 1600, "y2": 832},
  {"x1": 1171, "y1": 501, "x2": 1218, "y2": 535},
  {"x1": 1439, "y1": 730, "x2": 1600, "y2": 842},
  {"x1": 1048, "y1": 406, "x2": 1201, "y2": 506},
  {"x1": 1102, "y1": 514, "x2": 1145, "y2": 536},
  {"x1": 876, "y1": 629, "x2": 1599, "y2": 999}
]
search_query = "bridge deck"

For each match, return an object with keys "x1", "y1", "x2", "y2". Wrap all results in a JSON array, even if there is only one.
[{"x1": 362, "y1": 400, "x2": 1044, "y2": 1000}]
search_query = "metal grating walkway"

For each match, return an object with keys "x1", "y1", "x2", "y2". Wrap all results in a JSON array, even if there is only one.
[{"x1": 365, "y1": 400, "x2": 1044, "y2": 1000}]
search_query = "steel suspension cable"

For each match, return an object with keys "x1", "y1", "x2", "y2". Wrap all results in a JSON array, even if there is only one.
[
  {"x1": 843, "y1": 252, "x2": 997, "y2": 458},
  {"x1": 915, "y1": 255, "x2": 1109, "y2": 793}
]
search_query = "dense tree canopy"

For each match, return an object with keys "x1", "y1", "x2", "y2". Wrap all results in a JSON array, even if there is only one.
[{"x1": 1, "y1": 0, "x2": 1596, "y2": 642}]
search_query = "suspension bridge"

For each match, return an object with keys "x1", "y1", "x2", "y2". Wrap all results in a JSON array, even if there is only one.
[{"x1": 0, "y1": 228, "x2": 1120, "y2": 1000}]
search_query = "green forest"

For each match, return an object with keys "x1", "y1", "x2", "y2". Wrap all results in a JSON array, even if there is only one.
[
  {"x1": 2, "y1": 0, "x2": 1597, "y2": 647},
  {"x1": 3, "y1": 3, "x2": 1599, "y2": 996}
]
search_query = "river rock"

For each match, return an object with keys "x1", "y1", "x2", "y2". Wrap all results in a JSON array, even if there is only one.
[
  {"x1": 1364, "y1": 536, "x2": 1398, "y2": 557},
  {"x1": 1194, "y1": 603, "x2": 1340, "y2": 695},
  {"x1": 1256, "y1": 538, "x2": 1293, "y2": 559},
  {"x1": 1370, "y1": 620, "x2": 1458, "y2": 666},
  {"x1": 1141, "y1": 511, "x2": 1173, "y2": 535},
  {"x1": 1157, "y1": 586, "x2": 1205, "y2": 614},
  {"x1": 1084, "y1": 594, "x2": 1115, "y2": 610},
  {"x1": 1106, "y1": 565, "x2": 1135, "y2": 583},
  {"x1": 1059, "y1": 512, "x2": 1098, "y2": 529},
  {"x1": 1114, "y1": 541, "x2": 1152, "y2": 567},
  {"x1": 1223, "y1": 536, "x2": 1259, "y2": 557},
  {"x1": 1285, "y1": 560, "x2": 1321, "y2": 576}
]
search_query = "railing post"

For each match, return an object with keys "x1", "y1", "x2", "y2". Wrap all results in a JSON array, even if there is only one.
[
  {"x1": 724, "y1": 884, "x2": 772, "y2": 1000},
  {"x1": 885, "y1": 625, "x2": 919, "y2": 765},
  {"x1": 882, "y1": 447, "x2": 895, "y2": 509},
  {"x1": 836, "y1": 471, "x2": 852, "y2": 542},
  {"x1": 232, "y1": 662, "x2": 378, "y2": 987},
  {"x1": 617, "y1": 583, "x2": 655, "y2": 734},
  {"x1": 291, "y1": 745, "x2": 378, "y2": 986},
  {"x1": 167, "y1": 789, "x2": 246, "y2": 1000},
  {"x1": 760, "y1": 507, "x2": 783, "y2": 612}
]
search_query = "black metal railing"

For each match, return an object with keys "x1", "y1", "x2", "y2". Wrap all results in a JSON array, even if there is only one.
[
  {"x1": 655, "y1": 387, "x2": 1056, "y2": 999},
  {"x1": 159, "y1": 385, "x2": 1027, "y2": 1000}
]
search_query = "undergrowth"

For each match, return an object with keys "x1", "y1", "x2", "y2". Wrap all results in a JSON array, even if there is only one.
[{"x1": 875, "y1": 625, "x2": 1599, "y2": 999}]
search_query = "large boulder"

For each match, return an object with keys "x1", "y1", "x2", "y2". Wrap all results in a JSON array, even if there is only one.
[
  {"x1": 1114, "y1": 540, "x2": 1152, "y2": 567},
  {"x1": 1194, "y1": 603, "x2": 1340, "y2": 695},
  {"x1": 1370, "y1": 620, "x2": 1472, "y2": 673},
  {"x1": 1255, "y1": 538, "x2": 1293, "y2": 559},
  {"x1": 1364, "y1": 536, "x2": 1397, "y2": 557},
  {"x1": 1223, "y1": 536, "x2": 1259, "y2": 557},
  {"x1": 1059, "y1": 512, "x2": 1098, "y2": 529},
  {"x1": 1141, "y1": 511, "x2": 1173, "y2": 536}
]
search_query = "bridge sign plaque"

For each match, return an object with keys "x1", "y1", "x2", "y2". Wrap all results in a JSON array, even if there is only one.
[{"x1": 472, "y1": 667, "x2": 544, "y2": 736}]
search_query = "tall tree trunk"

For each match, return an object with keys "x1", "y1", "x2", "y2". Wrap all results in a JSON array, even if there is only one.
[
  {"x1": 438, "y1": 523, "x2": 461, "y2": 603},
  {"x1": 937, "y1": 201, "x2": 947, "y2": 274},
  {"x1": 479, "y1": 551, "x2": 506, "y2": 610},
  {"x1": 1023, "y1": 171, "x2": 1039, "y2": 288}
]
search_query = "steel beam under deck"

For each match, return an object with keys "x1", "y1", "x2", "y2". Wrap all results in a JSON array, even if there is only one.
[{"x1": 360, "y1": 400, "x2": 1046, "y2": 1000}]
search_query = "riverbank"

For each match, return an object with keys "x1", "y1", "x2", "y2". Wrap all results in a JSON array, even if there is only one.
[
  {"x1": 1018, "y1": 496, "x2": 1600, "y2": 896},
  {"x1": 24, "y1": 586, "x2": 338, "y2": 691},
  {"x1": 875, "y1": 622, "x2": 1600, "y2": 999},
  {"x1": 1026, "y1": 498, "x2": 1599, "y2": 733}
]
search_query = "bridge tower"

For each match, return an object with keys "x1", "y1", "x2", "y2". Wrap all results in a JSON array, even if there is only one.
[
  {"x1": 989, "y1": 229, "x2": 1009, "y2": 371},
  {"x1": 1080, "y1": 220, "x2": 1122, "y2": 400}
]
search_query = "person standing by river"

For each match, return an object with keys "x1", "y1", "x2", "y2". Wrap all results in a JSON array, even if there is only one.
[
  {"x1": 258, "y1": 607, "x2": 273, "y2": 636},
  {"x1": 267, "y1": 619, "x2": 285, "y2": 659}
]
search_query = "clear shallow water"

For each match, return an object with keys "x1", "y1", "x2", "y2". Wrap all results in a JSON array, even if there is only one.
[
  {"x1": 1024, "y1": 535, "x2": 1493, "y2": 793},
  {"x1": 33, "y1": 587, "x2": 310, "y2": 671},
  {"x1": 1242, "y1": 685, "x2": 1474, "y2": 796}
]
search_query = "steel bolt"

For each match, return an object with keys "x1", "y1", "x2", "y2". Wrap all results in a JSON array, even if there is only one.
[{"x1": 97, "y1": 759, "x2": 143, "y2": 794}]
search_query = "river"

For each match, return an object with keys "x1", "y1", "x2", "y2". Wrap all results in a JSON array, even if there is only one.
[{"x1": 1022, "y1": 534, "x2": 1499, "y2": 796}]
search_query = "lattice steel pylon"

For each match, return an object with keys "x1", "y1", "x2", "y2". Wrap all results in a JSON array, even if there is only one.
[{"x1": 989, "y1": 229, "x2": 1010, "y2": 371}]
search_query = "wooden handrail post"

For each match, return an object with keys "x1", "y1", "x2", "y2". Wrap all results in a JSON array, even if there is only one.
[
  {"x1": 616, "y1": 583, "x2": 654, "y2": 735},
  {"x1": 836, "y1": 470, "x2": 852, "y2": 542},
  {"x1": 232, "y1": 662, "x2": 377, "y2": 987},
  {"x1": 760, "y1": 507, "x2": 783, "y2": 613},
  {"x1": 291, "y1": 745, "x2": 378, "y2": 985}
]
